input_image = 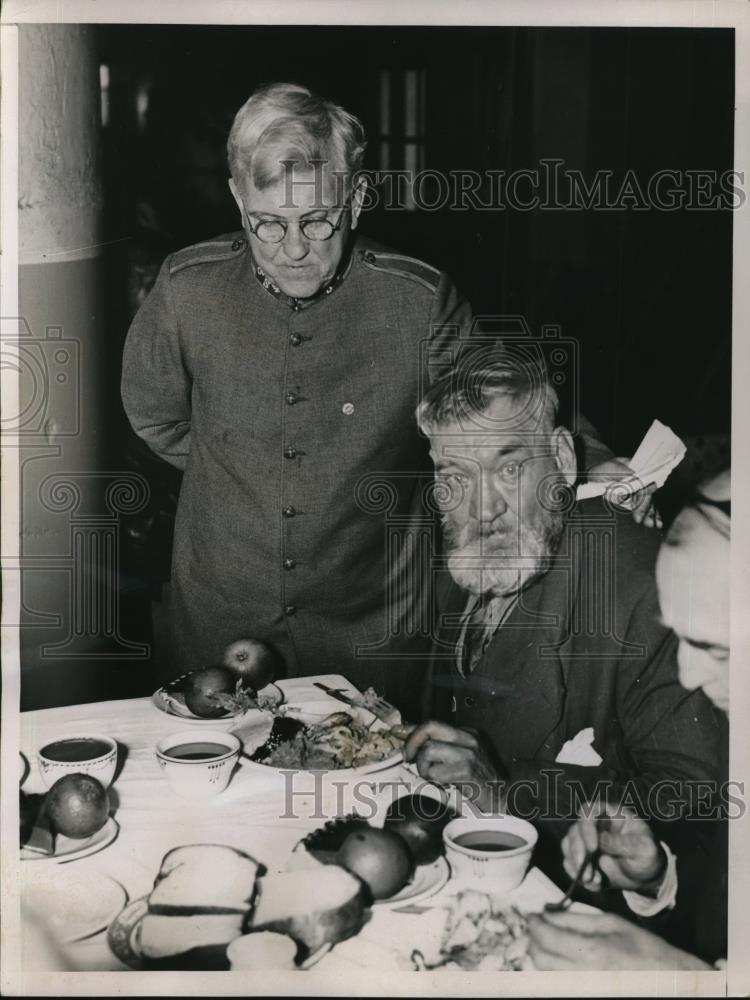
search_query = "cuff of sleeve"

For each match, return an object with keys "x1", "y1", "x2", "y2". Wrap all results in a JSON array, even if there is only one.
[{"x1": 622, "y1": 841, "x2": 678, "y2": 917}]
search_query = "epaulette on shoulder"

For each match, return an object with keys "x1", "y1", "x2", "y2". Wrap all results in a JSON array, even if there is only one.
[
  {"x1": 168, "y1": 235, "x2": 248, "y2": 276},
  {"x1": 359, "y1": 248, "x2": 441, "y2": 292}
]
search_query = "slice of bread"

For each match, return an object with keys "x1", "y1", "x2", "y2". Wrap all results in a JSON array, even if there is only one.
[
  {"x1": 247, "y1": 866, "x2": 367, "y2": 954},
  {"x1": 138, "y1": 912, "x2": 244, "y2": 960},
  {"x1": 139, "y1": 844, "x2": 261, "y2": 961},
  {"x1": 149, "y1": 844, "x2": 259, "y2": 914}
]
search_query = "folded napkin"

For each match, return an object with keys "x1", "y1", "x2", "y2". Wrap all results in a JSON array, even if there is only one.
[
  {"x1": 554, "y1": 727, "x2": 603, "y2": 767},
  {"x1": 577, "y1": 419, "x2": 686, "y2": 501}
]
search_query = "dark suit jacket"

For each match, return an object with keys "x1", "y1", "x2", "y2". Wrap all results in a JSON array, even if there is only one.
[{"x1": 423, "y1": 498, "x2": 724, "y2": 828}]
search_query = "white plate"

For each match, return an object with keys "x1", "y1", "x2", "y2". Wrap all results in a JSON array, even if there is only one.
[
  {"x1": 375, "y1": 856, "x2": 450, "y2": 910},
  {"x1": 240, "y1": 747, "x2": 403, "y2": 778},
  {"x1": 22, "y1": 868, "x2": 127, "y2": 943},
  {"x1": 21, "y1": 816, "x2": 119, "y2": 864},
  {"x1": 151, "y1": 679, "x2": 284, "y2": 725}
]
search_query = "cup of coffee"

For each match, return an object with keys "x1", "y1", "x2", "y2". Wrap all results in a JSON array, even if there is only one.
[
  {"x1": 37, "y1": 734, "x2": 118, "y2": 789},
  {"x1": 442, "y1": 814, "x2": 537, "y2": 893},
  {"x1": 155, "y1": 731, "x2": 241, "y2": 799}
]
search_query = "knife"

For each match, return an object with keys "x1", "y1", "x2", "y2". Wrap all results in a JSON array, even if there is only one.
[{"x1": 313, "y1": 682, "x2": 358, "y2": 706}]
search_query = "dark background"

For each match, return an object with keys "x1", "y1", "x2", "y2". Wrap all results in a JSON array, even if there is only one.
[
  {"x1": 101, "y1": 24, "x2": 733, "y2": 449},
  {"x1": 24, "y1": 24, "x2": 734, "y2": 708}
]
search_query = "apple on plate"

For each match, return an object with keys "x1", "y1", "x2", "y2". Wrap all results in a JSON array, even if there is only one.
[{"x1": 223, "y1": 638, "x2": 279, "y2": 691}]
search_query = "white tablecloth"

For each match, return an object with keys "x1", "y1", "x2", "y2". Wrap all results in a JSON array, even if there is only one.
[{"x1": 19, "y1": 675, "x2": 573, "y2": 972}]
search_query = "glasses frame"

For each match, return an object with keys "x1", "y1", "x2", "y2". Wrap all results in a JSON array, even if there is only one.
[{"x1": 243, "y1": 198, "x2": 352, "y2": 245}]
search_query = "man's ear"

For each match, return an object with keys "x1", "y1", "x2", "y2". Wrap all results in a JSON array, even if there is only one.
[
  {"x1": 350, "y1": 176, "x2": 368, "y2": 231},
  {"x1": 552, "y1": 427, "x2": 577, "y2": 486},
  {"x1": 228, "y1": 177, "x2": 243, "y2": 214}
]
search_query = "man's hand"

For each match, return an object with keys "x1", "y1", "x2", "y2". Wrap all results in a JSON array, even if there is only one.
[
  {"x1": 587, "y1": 458, "x2": 661, "y2": 528},
  {"x1": 527, "y1": 910, "x2": 711, "y2": 971},
  {"x1": 403, "y1": 721, "x2": 503, "y2": 812},
  {"x1": 561, "y1": 804, "x2": 667, "y2": 894}
]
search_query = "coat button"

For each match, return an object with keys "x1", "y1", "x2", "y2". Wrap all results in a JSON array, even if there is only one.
[
  {"x1": 231, "y1": 238, "x2": 245, "y2": 251},
  {"x1": 464, "y1": 696, "x2": 475, "y2": 708},
  {"x1": 284, "y1": 447, "x2": 297, "y2": 459},
  {"x1": 290, "y1": 333, "x2": 302, "y2": 346},
  {"x1": 283, "y1": 558, "x2": 296, "y2": 570},
  {"x1": 342, "y1": 402, "x2": 355, "y2": 415},
  {"x1": 285, "y1": 604, "x2": 297, "y2": 616},
  {"x1": 283, "y1": 505, "x2": 296, "y2": 518},
  {"x1": 285, "y1": 392, "x2": 298, "y2": 405},
  {"x1": 291, "y1": 301, "x2": 301, "y2": 312}
]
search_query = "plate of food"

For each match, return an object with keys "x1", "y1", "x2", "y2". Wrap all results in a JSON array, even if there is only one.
[
  {"x1": 411, "y1": 890, "x2": 531, "y2": 970},
  {"x1": 22, "y1": 868, "x2": 127, "y2": 943},
  {"x1": 289, "y1": 798, "x2": 457, "y2": 910},
  {"x1": 107, "y1": 843, "x2": 370, "y2": 970},
  {"x1": 242, "y1": 711, "x2": 405, "y2": 775},
  {"x1": 21, "y1": 816, "x2": 120, "y2": 864},
  {"x1": 152, "y1": 668, "x2": 284, "y2": 725}
]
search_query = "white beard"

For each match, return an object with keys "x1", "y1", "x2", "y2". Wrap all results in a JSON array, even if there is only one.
[{"x1": 444, "y1": 512, "x2": 565, "y2": 596}]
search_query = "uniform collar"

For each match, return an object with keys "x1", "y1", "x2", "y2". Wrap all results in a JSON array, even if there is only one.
[{"x1": 249, "y1": 243, "x2": 353, "y2": 310}]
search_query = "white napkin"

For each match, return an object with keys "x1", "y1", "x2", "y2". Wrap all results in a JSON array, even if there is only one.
[
  {"x1": 554, "y1": 727, "x2": 603, "y2": 766},
  {"x1": 577, "y1": 418, "x2": 686, "y2": 501}
]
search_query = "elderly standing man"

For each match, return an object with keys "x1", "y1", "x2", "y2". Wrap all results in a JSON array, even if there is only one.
[
  {"x1": 122, "y1": 82, "x2": 637, "y2": 712},
  {"x1": 405, "y1": 348, "x2": 721, "y2": 828}
]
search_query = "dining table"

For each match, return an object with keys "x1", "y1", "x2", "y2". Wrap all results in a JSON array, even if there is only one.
[{"x1": 18, "y1": 673, "x2": 586, "y2": 975}]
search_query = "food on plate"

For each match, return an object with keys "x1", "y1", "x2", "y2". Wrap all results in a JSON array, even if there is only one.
[
  {"x1": 247, "y1": 716, "x2": 305, "y2": 762},
  {"x1": 138, "y1": 845, "x2": 260, "y2": 961},
  {"x1": 412, "y1": 890, "x2": 530, "y2": 971},
  {"x1": 337, "y1": 828, "x2": 414, "y2": 901},
  {"x1": 223, "y1": 637, "x2": 278, "y2": 690},
  {"x1": 184, "y1": 666, "x2": 243, "y2": 718},
  {"x1": 45, "y1": 773, "x2": 110, "y2": 839},
  {"x1": 298, "y1": 814, "x2": 373, "y2": 865},
  {"x1": 227, "y1": 931, "x2": 298, "y2": 970},
  {"x1": 247, "y1": 867, "x2": 368, "y2": 954},
  {"x1": 384, "y1": 793, "x2": 458, "y2": 864},
  {"x1": 264, "y1": 712, "x2": 404, "y2": 769}
]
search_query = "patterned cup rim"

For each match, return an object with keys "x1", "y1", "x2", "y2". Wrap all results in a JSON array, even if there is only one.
[
  {"x1": 155, "y1": 730, "x2": 241, "y2": 765},
  {"x1": 37, "y1": 734, "x2": 117, "y2": 768},
  {"x1": 443, "y1": 816, "x2": 538, "y2": 860}
]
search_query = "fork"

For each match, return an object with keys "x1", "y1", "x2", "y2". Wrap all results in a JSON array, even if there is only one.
[
  {"x1": 312, "y1": 682, "x2": 403, "y2": 728},
  {"x1": 366, "y1": 694, "x2": 402, "y2": 728},
  {"x1": 544, "y1": 849, "x2": 599, "y2": 912}
]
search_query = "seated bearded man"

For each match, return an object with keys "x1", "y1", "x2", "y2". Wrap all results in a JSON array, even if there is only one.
[{"x1": 405, "y1": 349, "x2": 723, "y2": 848}]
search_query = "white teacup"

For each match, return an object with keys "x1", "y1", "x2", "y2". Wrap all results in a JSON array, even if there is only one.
[
  {"x1": 37, "y1": 734, "x2": 118, "y2": 790},
  {"x1": 155, "y1": 730, "x2": 241, "y2": 799},
  {"x1": 443, "y1": 814, "x2": 538, "y2": 893}
]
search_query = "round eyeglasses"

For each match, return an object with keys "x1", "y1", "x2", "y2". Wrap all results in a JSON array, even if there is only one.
[{"x1": 243, "y1": 202, "x2": 351, "y2": 244}]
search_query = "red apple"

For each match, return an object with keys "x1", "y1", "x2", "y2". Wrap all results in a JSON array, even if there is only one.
[{"x1": 223, "y1": 638, "x2": 277, "y2": 691}]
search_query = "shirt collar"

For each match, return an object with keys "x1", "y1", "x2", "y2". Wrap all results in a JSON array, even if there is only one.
[{"x1": 250, "y1": 248, "x2": 352, "y2": 310}]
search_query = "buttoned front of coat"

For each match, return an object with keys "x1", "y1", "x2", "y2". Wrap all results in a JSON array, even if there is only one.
[{"x1": 122, "y1": 233, "x2": 471, "y2": 698}]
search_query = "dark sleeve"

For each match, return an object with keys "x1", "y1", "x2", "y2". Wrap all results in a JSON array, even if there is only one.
[
  {"x1": 504, "y1": 587, "x2": 723, "y2": 826},
  {"x1": 121, "y1": 257, "x2": 192, "y2": 470}
]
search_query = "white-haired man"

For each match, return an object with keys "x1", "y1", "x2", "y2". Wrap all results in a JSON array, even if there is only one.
[{"x1": 405, "y1": 350, "x2": 721, "y2": 836}]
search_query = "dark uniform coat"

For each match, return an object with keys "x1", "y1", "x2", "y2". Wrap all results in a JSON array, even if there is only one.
[{"x1": 121, "y1": 233, "x2": 471, "y2": 711}]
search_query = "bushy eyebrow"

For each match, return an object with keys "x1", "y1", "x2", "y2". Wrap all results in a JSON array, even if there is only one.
[{"x1": 433, "y1": 443, "x2": 528, "y2": 468}]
